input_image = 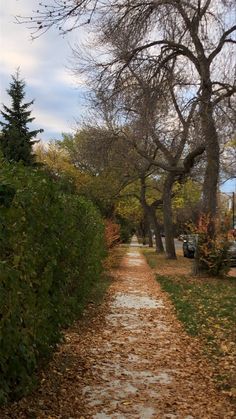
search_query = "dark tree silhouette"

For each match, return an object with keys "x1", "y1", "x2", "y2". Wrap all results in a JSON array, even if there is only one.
[{"x1": 0, "y1": 71, "x2": 43, "y2": 165}]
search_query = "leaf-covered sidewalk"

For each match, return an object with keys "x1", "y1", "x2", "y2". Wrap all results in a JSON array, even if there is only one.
[{"x1": 1, "y1": 242, "x2": 235, "y2": 418}]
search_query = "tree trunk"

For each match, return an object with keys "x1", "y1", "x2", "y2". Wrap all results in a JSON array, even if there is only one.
[
  {"x1": 143, "y1": 207, "x2": 153, "y2": 247},
  {"x1": 200, "y1": 99, "x2": 219, "y2": 237},
  {"x1": 150, "y1": 205, "x2": 164, "y2": 253},
  {"x1": 139, "y1": 219, "x2": 146, "y2": 245},
  {"x1": 140, "y1": 176, "x2": 153, "y2": 247},
  {"x1": 146, "y1": 212, "x2": 153, "y2": 247},
  {"x1": 163, "y1": 173, "x2": 176, "y2": 259},
  {"x1": 148, "y1": 227, "x2": 153, "y2": 247},
  {"x1": 194, "y1": 76, "x2": 220, "y2": 275}
]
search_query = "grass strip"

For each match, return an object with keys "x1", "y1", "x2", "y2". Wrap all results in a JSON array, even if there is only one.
[{"x1": 143, "y1": 249, "x2": 236, "y2": 392}]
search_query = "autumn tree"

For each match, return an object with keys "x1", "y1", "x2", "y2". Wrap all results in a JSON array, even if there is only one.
[
  {"x1": 88, "y1": 61, "x2": 205, "y2": 258},
  {"x1": 138, "y1": 174, "x2": 165, "y2": 253},
  {"x1": 35, "y1": 139, "x2": 90, "y2": 193},
  {"x1": 22, "y1": 1, "x2": 236, "y2": 270},
  {"x1": 172, "y1": 179, "x2": 202, "y2": 233},
  {"x1": 104, "y1": 1, "x2": 235, "y2": 241},
  {"x1": 58, "y1": 128, "x2": 138, "y2": 216},
  {"x1": 24, "y1": 0, "x2": 236, "y2": 236}
]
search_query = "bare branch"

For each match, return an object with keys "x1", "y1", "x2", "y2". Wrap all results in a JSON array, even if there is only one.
[
  {"x1": 213, "y1": 87, "x2": 236, "y2": 106},
  {"x1": 183, "y1": 145, "x2": 206, "y2": 173},
  {"x1": 208, "y1": 25, "x2": 236, "y2": 63},
  {"x1": 125, "y1": 39, "x2": 199, "y2": 71}
]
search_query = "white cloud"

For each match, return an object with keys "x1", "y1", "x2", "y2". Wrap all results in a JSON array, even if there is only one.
[
  {"x1": 1, "y1": 49, "x2": 40, "y2": 75},
  {"x1": 54, "y1": 68, "x2": 78, "y2": 87},
  {"x1": 0, "y1": 1, "x2": 86, "y2": 141},
  {"x1": 34, "y1": 108, "x2": 74, "y2": 135},
  {"x1": 0, "y1": 2, "x2": 45, "y2": 75}
]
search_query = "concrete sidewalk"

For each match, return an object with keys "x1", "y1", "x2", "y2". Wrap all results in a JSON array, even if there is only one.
[{"x1": 79, "y1": 245, "x2": 232, "y2": 418}]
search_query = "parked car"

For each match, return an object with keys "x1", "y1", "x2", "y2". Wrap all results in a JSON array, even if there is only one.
[
  {"x1": 183, "y1": 236, "x2": 236, "y2": 266},
  {"x1": 228, "y1": 241, "x2": 236, "y2": 266},
  {"x1": 178, "y1": 234, "x2": 190, "y2": 241},
  {"x1": 183, "y1": 235, "x2": 196, "y2": 258}
]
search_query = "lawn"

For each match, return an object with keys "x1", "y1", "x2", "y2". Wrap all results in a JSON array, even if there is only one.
[{"x1": 143, "y1": 248, "x2": 236, "y2": 394}]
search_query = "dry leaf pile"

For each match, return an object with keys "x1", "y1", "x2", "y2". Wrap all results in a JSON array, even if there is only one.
[{"x1": 0, "y1": 242, "x2": 235, "y2": 418}]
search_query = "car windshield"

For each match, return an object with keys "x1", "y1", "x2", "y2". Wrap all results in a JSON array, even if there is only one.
[{"x1": 186, "y1": 235, "x2": 197, "y2": 242}]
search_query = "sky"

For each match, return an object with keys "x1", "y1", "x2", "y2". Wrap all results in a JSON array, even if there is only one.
[
  {"x1": 0, "y1": 0, "x2": 88, "y2": 142},
  {"x1": 0, "y1": 1, "x2": 235, "y2": 193}
]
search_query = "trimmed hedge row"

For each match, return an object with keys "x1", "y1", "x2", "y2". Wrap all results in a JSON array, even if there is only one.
[{"x1": 0, "y1": 160, "x2": 105, "y2": 404}]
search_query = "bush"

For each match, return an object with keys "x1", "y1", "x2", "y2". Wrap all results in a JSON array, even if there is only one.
[
  {"x1": 0, "y1": 159, "x2": 105, "y2": 404},
  {"x1": 115, "y1": 215, "x2": 134, "y2": 243},
  {"x1": 104, "y1": 219, "x2": 120, "y2": 249},
  {"x1": 190, "y1": 215, "x2": 231, "y2": 277}
]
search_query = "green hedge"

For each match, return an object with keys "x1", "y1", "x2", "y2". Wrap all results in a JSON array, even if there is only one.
[{"x1": 0, "y1": 160, "x2": 105, "y2": 404}]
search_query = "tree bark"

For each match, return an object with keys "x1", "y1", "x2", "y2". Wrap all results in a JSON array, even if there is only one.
[
  {"x1": 200, "y1": 93, "x2": 219, "y2": 237},
  {"x1": 193, "y1": 68, "x2": 220, "y2": 274},
  {"x1": 139, "y1": 175, "x2": 164, "y2": 252},
  {"x1": 142, "y1": 207, "x2": 153, "y2": 247},
  {"x1": 163, "y1": 173, "x2": 176, "y2": 259},
  {"x1": 148, "y1": 224, "x2": 153, "y2": 247},
  {"x1": 144, "y1": 210, "x2": 153, "y2": 247},
  {"x1": 149, "y1": 205, "x2": 165, "y2": 253},
  {"x1": 142, "y1": 212, "x2": 153, "y2": 246},
  {"x1": 139, "y1": 219, "x2": 146, "y2": 245}
]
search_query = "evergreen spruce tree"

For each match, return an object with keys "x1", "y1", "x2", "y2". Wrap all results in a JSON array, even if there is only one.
[{"x1": 0, "y1": 70, "x2": 43, "y2": 165}]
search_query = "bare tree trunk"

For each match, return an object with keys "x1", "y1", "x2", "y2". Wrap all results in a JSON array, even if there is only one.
[
  {"x1": 149, "y1": 205, "x2": 164, "y2": 253},
  {"x1": 148, "y1": 225, "x2": 153, "y2": 247},
  {"x1": 194, "y1": 80, "x2": 220, "y2": 275},
  {"x1": 140, "y1": 176, "x2": 152, "y2": 247},
  {"x1": 200, "y1": 97, "x2": 219, "y2": 236},
  {"x1": 139, "y1": 219, "x2": 146, "y2": 245},
  {"x1": 145, "y1": 209, "x2": 153, "y2": 247},
  {"x1": 163, "y1": 173, "x2": 176, "y2": 259},
  {"x1": 142, "y1": 207, "x2": 153, "y2": 247},
  {"x1": 142, "y1": 212, "x2": 153, "y2": 246},
  {"x1": 140, "y1": 175, "x2": 163, "y2": 251}
]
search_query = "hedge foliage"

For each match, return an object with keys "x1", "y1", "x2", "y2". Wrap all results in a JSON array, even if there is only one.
[
  {"x1": 190, "y1": 214, "x2": 231, "y2": 277},
  {"x1": 0, "y1": 159, "x2": 105, "y2": 404}
]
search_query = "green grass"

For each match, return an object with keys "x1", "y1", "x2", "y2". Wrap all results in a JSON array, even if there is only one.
[
  {"x1": 157, "y1": 274, "x2": 236, "y2": 339},
  {"x1": 144, "y1": 252, "x2": 159, "y2": 269},
  {"x1": 143, "y1": 249, "x2": 236, "y2": 392}
]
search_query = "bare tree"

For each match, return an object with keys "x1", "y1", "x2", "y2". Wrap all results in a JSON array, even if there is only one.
[
  {"x1": 93, "y1": 61, "x2": 205, "y2": 258},
  {"x1": 104, "y1": 1, "x2": 236, "y2": 237},
  {"x1": 21, "y1": 1, "x2": 236, "y2": 270},
  {"x1": 23, "y1": 1, "x2": 236, "y2": 238},
  {"x1": 216, "y1": 99, "x2": 236, "y2": 184},
  {"x1": 139, "y1": 174, "x2": 165, "y2": 253}
]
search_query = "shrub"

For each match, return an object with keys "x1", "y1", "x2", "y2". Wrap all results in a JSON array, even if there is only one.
[
  {"x1": 0, "y1": 159, "x2": 105, "y2": 404},
  {"x1": 104, "y1": 219, "x2": 120, "y2": 249},
  {"x1": 190, "y1": 214, "x2": 231, "y2": 277},
  {"x1": 115, "y1": 215, "x2": 134, "y2": 243}
]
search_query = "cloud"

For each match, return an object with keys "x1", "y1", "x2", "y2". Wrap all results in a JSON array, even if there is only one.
[
  {"x1": 0, "y1": 1, "x2": 45, "y2": 75},
  {"x1": 34, "y1": 109, "x2": 74, "y2": 134},
  {"x1": 1, "y1": 50, "x2": 40, "y2": 75},
  {"x1": 54, "y1": 68, "x2": 88, "y2": 89},
  {"x1": 54, "y1": 69, "x2": 77, "y2": 87},
  {"x1": 0, "y1": 0, "x2": 86, "y2": 142}
]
